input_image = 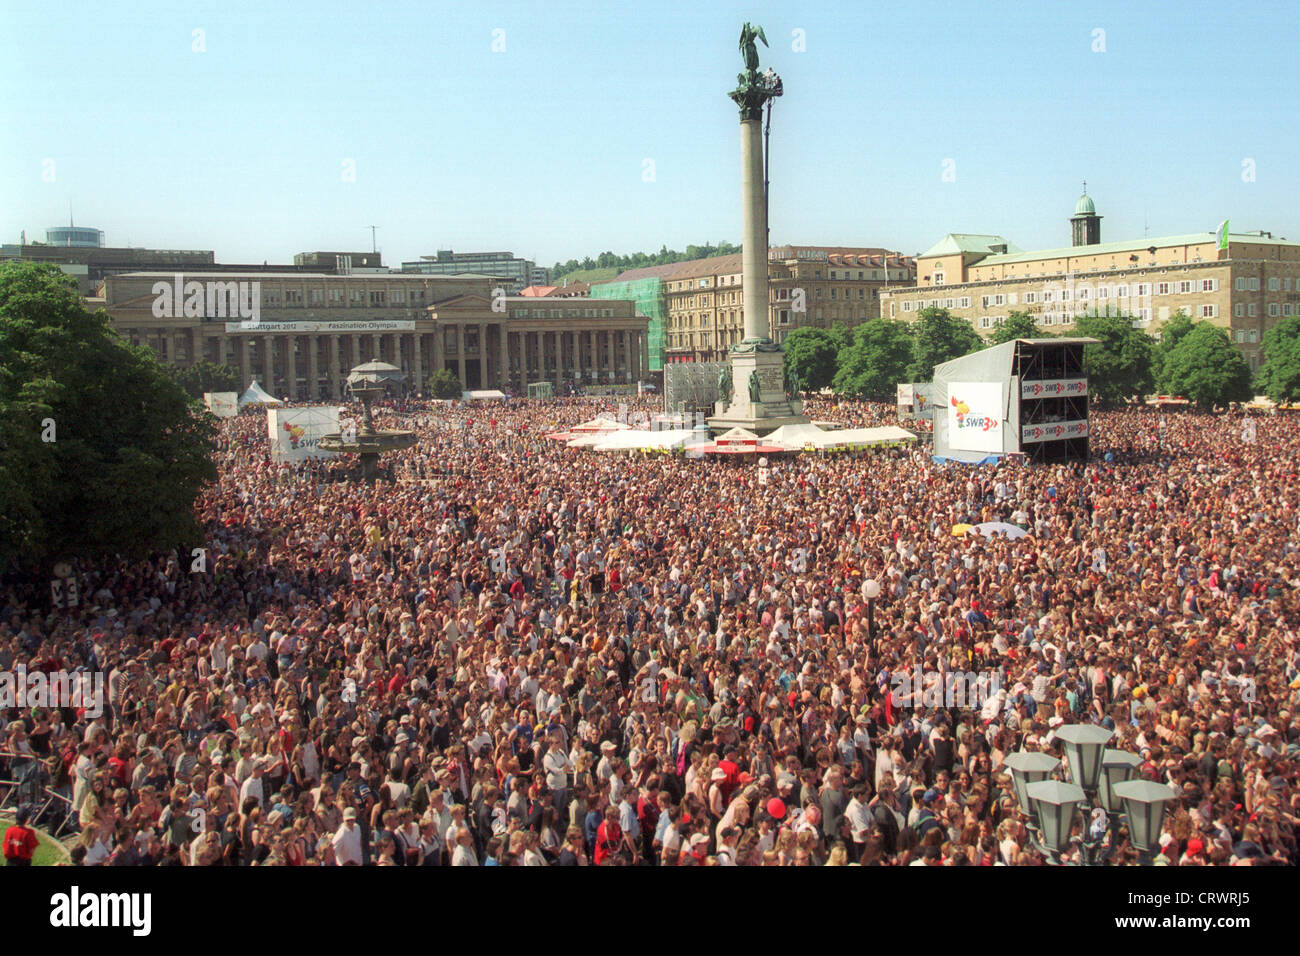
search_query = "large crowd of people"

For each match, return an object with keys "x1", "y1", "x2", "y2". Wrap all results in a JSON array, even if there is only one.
[{"x1": 1, "y1": 394, "x2": 1296, "y2": 866}]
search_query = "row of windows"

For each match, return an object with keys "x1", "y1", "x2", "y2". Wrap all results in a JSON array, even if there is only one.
[
  {"x1": 257, "y1": 287, "x2": 429, "y2": 308},
  {"x1": 509, "y1": 308, "x2": 616, "y2": 319}
]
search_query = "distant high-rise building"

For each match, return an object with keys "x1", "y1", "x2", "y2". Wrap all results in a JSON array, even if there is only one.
[
  {"x1": 46, "y1": 225, "x2": 105, "y2": 247},
  {"x1": 400, "y1": 250, "x2": 536, "y2": 293}
]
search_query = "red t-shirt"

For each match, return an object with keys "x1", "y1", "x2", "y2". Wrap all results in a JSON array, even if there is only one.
[
  {"x1": 2, "y1": 825, "x2": 38, "y2": 862},
  {"x1": 594, "y1": 821, "x2": 623, "y2": 865}
]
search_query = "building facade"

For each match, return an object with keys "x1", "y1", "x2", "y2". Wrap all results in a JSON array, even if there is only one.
[
  {"x1": 399, "y1": 250, "x2": 538, "y2": 293},
  {"x1": 881, "y1": 193, "x2": 1300, "y2": 372},
  {"x1": 661, "y1": 246, "x2": 915, "y2": 364},
  {"x1": 102, "y1": 271, "x2": 647, "y2": 400}
]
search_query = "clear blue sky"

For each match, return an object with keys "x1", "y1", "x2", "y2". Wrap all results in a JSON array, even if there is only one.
[{"x1": 3, "y1": 0, "x2": 1295, "y2": 267}]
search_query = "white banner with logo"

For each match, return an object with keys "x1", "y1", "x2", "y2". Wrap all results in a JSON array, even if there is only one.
[
  {"x1": 202, "y1": 391, "x2": 238, "y2": 418},
  {"x1": 1021, "y1": 420, "x2": 1089, "y2": 443},
  {"x1": 946, "y1": 382, "x2": 1003, "y2": 453},
  {"x1": 267, "y1": 407, "x2": 340, "y2": 461},
  {"x1": 1020, "y1": 378, "x2": 1088, "y2": 399},
  {"x1": 224, "y1": 320, "x2": 415, "y2": 334}
]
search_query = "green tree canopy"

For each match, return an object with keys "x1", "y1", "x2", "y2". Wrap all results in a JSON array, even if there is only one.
[
  {"x1": 1152, "y1": 310, "x2": 1195, "y2": 390},
  {"x1": 1260, "y1": 315, "x2": 1300, "y2": 402},
  {"x1": 169, "y1": 360, "x2": 242, "y2": 399},
  {"x1": 907, "y1": 307, "x2": 984, "y2": 382},
  {"x1": 426, "y1": 368, "x2": 463, "y2": 399},
  {"x1": 832, "y1": 319, "x2": 913, "y2": 400},
  {"x1": 782, "y1": 326, "x2": 839, "y2": 391},
  {"x1": 0, "y1": 262, "x2": 217, "y2": 569},
  {"x1": 988, "y1": 310, "x2": 1051, "y2": 345},
  {"x1": 1073, "y1": 313, "x2": 1155, "y2": 406},
  {"x1": 1160, "y1": 321, "x2": 1253, "y2": 408}
]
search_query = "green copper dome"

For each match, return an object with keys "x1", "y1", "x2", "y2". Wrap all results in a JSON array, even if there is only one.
[{"x1": 1074, "y1": 193, "x2": 1096, "y2": 216}]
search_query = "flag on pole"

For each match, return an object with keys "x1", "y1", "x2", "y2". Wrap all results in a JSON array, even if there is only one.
[{"x1": 1216, "y1": 219, "x2": 1230, "y2": 250}]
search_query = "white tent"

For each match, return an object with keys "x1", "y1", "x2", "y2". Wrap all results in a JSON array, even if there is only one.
[
  {"x1": 715, "y1": 426, "x2": 760, "y2": 444},
  {"x1": 237, "y1": 380, "x2": 282, "y2": 409},
  {"x1": 590, "y1": 428, "x2": 699, "y2": 452},
  {"x1": 764, "y1": 423, "x2": 831, "y2": 449},
  {"x1": 811, "y1": 425, "x2": 917, "y2": 448},
  {"x1": 461, "y1": 389, "x2": 507, "y2": 400},
  {"x1": 570, "y1": 416, "x2": 629, "y2": 433}
]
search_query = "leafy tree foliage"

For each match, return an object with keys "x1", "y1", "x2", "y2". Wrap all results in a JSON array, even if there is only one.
[
  {"x1": 782, "y1": 327, "x2": 839, "y2": 391},
  {"x1": 1160, "y1": 321, "x2": 1253, "y2": 408},
  {"x1": 0, "y1": 262, "x2": 217, "y2": 569},
  {"x1": 1073, "y1": 313, "x2": 1155, "y2": 406},
  {"x1": 988, "y1": 311, "x2": 1052, "y2": 345},
  {"x1": 832, "y1": 319, "x2": 913, "y2": 400},
  {"x1": 1258, "y1": 316, "x2": 1300, "y2": 403},
  {"x1": 552, "y1": 241, "x2": 740, "y2": 284},
  {"x1": 169, "y1": 360, "x2": 242, "y2": 399},
  {"x1": 907, "y1": 308, "x2": 984, "y2": 382},
  {"x1": 1152, "y1": 310, "x2": 1195, "y2": 390},
  {"x1": 426, "y1": 369, "x2": 463, "y2": 399}
]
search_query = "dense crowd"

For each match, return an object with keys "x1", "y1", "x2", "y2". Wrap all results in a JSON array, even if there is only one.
[{"x1": 1, "y1": 395, "x2": 1296, "y2": 866}]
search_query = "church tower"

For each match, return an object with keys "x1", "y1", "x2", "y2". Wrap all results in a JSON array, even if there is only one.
[{"x1": 1070, "y1": 183, "x2": 1101, "y2": 247}]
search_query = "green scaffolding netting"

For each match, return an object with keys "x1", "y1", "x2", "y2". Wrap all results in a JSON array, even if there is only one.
[{"x1": 590, "y1": 278, "x2": 665, "y2": 372}]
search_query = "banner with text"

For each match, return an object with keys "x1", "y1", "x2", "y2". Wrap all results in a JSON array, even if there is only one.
[
  {"x1": 267, "y1": 406, "x2": 340, "y2": 461},
  {"x1": 1020, "y1": 378, "x2": 1088, "y2": 399},
  {"x1": 947, "y1": 382, "x2": 1004, "y2": 453},
  {"x1": 1021, "y1": 420, "x2": 1089, "y2": 443},
  {"x1": 225, "y1": 320, "x2": 415, "y2": 334}
]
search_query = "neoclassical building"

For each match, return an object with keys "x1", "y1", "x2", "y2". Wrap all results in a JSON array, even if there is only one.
[{"x1": 100, "y1": 271, "x2": 649, "y2": 399}]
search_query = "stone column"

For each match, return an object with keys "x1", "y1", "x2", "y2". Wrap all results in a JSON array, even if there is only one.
[
  {"x1": 641, "y1": 330, "x2": 650, "y2": 378},
  {"x1": 605, "y1": 331, "x2": 615, "y2": 382},
  {"x1": 238, "y1": 335, "x2": 250, "y2": 388},
  {"x1": 329, "y1": 335, "x2": 341, "y2": 399},
  {"x1": 432, "y1": 324, "x2": 444, "y2": 377},
  {"x1": 456, "y1": 325, "x2": 466, "y2": 387},
  {"x1": 372, "y1": 333, "x2": 382, "y2": 363},
  {"x1": 478, "y1": 322, "x2": 488, "y2": 388},
  {"x1": 308, "y1": 335, "x2": 320, "y2": 402},
  {"x1": 498, "y1": 323, "x2": 509, "y2": 389},
  {"x1": 741, "y1": 116, "x2": 769, "y2": 342},
  {"x1": 622, "y1": 330, "x2": 632, "y2": 383},
  {"x1": 392, "y1": 333, "x2": 402, "y2": 374},
  {"x1": 285, "y1": 335, "x2": 297, "y2": 401},
  {"x1": 351, "y1": 334, "x2": 361, "y2": 373},
  {"x1": 411, "y1": 332, "x2": 423, "y2": 395},
  {"x1": 588, "y1": 330, "x2": 597, "y2": 382},
  {"x1": 571, "y1": 330, "x2": 580, "y2": 381},
  {"x1": 262, "y1": 335, "x2": 275, "y2": 393}
]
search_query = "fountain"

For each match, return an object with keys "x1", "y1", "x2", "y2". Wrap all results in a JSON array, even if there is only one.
[{"x1": 318, "y1": 361, "x2": 417, "y2": 481}]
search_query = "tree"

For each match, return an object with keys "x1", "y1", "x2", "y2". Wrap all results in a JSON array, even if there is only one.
[
  {"x1": 1073, "y1": 313, "x2": 1155, "y2": 406},
  {"x1": 1160, "y1": 322, "x2": 1253, "y2": 409},
  {"x1": 426, "y1": 369, "x2": 463, "y2": 399},
  {"x1": 169, "y1": 360, "x2": 242, "y2": 399},
  {"x1": 1151, "y1": 310, "x2": 1195, "y2": 391},
  {"x1": 988, "y1": 311, "x2": 1051, "y2": 345},
  {"x1": 782, "y1": 327, "x2": 839, "y2": 391},
  {"x1": 1260, "y1": 316, "x2": 1300, "y2": 402},
  {"x1": 0, "y1": 261, "x2": 217, "y2": 569},
  {"x1": 907, "y1": 308, "x2": 984, "y2": 382},
  {"x1": 833, "y1": 319, "x2": 913, "y2": 399}
]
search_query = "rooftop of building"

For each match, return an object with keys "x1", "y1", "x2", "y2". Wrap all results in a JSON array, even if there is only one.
[
  {"x1": 919, "y1": 234, "x2": 1023, "y2": 259},
  {"x1": 974, "y1": 231, "x2": 1300, "y2": 267}
]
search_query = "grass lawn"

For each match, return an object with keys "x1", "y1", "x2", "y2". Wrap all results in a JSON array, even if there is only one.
[{"x1": 2, "y1": 819, "x2": 67, "y2": 866}]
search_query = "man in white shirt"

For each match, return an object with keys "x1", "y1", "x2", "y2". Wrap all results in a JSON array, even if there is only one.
[
  {"x1": 332, "y1": 808, "x2": 363, "y2": 865},
  {"x1": 240, "y1": 758, "x2": 268, "y2": 810}
]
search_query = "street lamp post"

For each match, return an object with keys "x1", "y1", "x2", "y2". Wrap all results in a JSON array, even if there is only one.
[
  {"x1": 1113, "y1": 779, "x2": 1180, "y2": 865},
  {"x1": 1026, "y1": 780, "x2": 1086, "y2": 863},
  {"x1": 1004, "y1": 751, "x2": 1061, "y2": 832},
  {"x1": 862, "y1": 578, "x2": 880, "y2": 654}
]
